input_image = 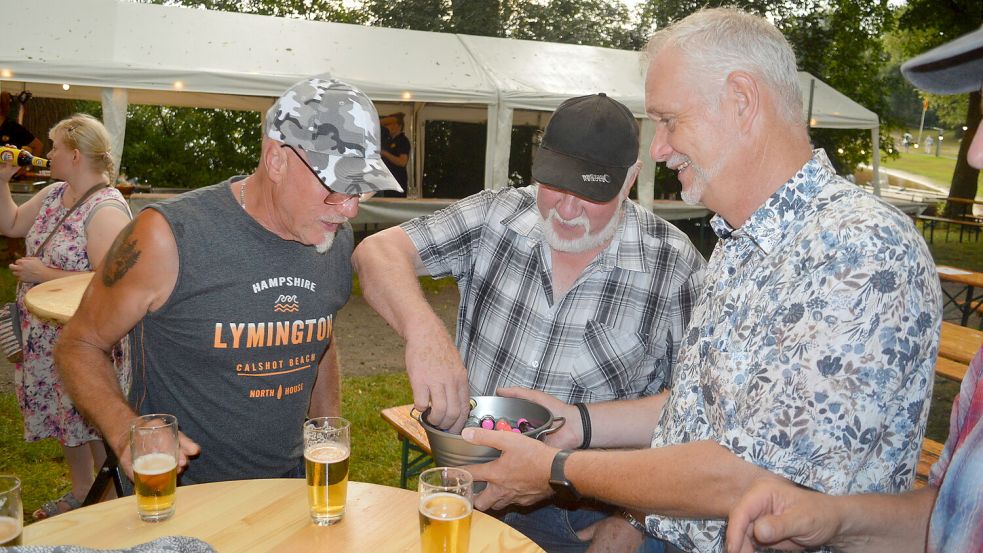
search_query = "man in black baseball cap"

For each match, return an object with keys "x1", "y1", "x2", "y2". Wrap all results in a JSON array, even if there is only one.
[
  {"x1": 353, "y1": 93, "x2": 705, "y2": 552},
  {"x1": 532, "y1": 92, "x2": 641, "y2": 203}
]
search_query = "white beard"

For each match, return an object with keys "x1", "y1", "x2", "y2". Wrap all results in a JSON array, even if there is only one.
[
  {"x1": 668, "y1": 153, "x2": 720, "y2": 206},
  {"x1": 315, "y1": 231, "x2": 336, "y2": 254},
  {"x1": 541, "y1": 206, "x2": 622, "y2": 253}
]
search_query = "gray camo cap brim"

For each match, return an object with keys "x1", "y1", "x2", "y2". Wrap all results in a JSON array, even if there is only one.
[{"x1": 266, "y1": 76, "x2": 403, "y2": 195}]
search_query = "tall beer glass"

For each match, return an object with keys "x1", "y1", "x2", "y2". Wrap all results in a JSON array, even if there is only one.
[
  {"x1": 304, "y1": 416, "x2": 350, "y2": 526},
  {"x1": 129, "y1": 414, "x2": 179, "y2": 522},
  {"x1": 418, "y1": 467, "x2": 473, "y2": 553},
  {"x1": 0, "y1": 476, "x2": 22, "y2": 547}
]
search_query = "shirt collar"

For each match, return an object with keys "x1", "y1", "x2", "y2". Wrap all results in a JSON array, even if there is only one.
[
  {"x1": 710, "y1": 149, "x2": 833, "y2": 254},
  {"x1": 501, "y1": 186, "x2": 649, "y2": 273}
]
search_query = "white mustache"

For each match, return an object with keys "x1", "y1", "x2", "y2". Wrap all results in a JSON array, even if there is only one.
[
  {"x1": 667, "y1": 154, "x2": 691, "y2": 171},
  {"x1": 547, "y1": 208, "x2": 589, "y2": 230}
]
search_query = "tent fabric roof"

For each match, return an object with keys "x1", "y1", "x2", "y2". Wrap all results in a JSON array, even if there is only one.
[
  {"x1": 799, "y1": 73, "x2": 879, "y2": 130},
  {"x1": 0, "y1": 0, "x2": 497, "y2": 105},
  {"x1": 1, "y1": 0, "x2": 877, "y2": 130},
  {"x1": 459, "y1": 35, "x2": 648, "y2": 116}
]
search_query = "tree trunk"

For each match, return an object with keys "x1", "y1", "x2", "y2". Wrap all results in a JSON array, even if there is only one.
[
  {"x1": 21, "y1": 96, "x2": 78, "y2": 155},
  {"x1": 944, "y1": 89, "x2": 982, "y2": 217}
]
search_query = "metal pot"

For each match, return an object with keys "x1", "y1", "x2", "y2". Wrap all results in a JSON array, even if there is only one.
[{"x1": 418, "y1": 396, "x2": 565, "y2": 468}]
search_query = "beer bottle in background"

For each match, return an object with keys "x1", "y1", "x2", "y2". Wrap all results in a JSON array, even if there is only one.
[{"x1": 0, "y1": 146, "x2": 50, "y2": 169}]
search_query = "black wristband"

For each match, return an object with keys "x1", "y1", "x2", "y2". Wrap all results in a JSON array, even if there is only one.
[{"x1": 574, "y1": 402, "x2": 591, "y2": 449}]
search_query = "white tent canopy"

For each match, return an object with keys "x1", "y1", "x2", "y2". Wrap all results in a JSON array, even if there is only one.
[{"x1": 0, "y1": 0, "x2": 881, "y2": 204}]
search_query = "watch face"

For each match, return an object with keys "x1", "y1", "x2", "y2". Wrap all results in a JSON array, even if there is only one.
[{"x1": 550, "y1": 479, "x2": 579, "y2": 502}]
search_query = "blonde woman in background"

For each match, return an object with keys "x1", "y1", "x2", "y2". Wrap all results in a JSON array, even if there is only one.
[{"x1": 0, "y1": 113, "x2": 131, "y2": 519}]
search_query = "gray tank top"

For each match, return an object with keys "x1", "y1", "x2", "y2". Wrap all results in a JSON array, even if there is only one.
[{"x1": 129, "y1": 178, "x2": 352, "y2": 484}]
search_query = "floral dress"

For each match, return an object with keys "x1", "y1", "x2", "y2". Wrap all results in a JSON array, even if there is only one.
[{"x1": 14, "y1": 182, "x2": 131, "y2": 446}]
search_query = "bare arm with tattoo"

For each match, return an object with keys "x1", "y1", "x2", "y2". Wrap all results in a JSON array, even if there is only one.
[{"x1": 54, "y1": 209, "x2": 199, "y2": 479}]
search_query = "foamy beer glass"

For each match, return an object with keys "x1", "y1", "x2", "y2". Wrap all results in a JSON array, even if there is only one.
[
  {"x1": 0, "y1": 476, "x2": 22, "y2": 547},
  {"x1": 303, "y1": 417, "x2": 351, "y2": 525},
  {"x1": 129, "y1": 414, "x2": 179, "y2": 522},
  {"x1": 418, "y1": 467, "x2": 473, "y2": 553}
]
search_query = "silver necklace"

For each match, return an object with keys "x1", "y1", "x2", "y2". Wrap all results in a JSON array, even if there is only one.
[{"x1": 239, "y1": 179, "x2": 246, "y2": 209}]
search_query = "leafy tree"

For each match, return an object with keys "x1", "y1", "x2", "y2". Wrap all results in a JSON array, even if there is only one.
[
  {"x1": 140, "y1": 0, "x2": 365, "y2": 22},
  {"x1": 363, "y1": 0, "x2": 450, "y2": 32},
  {"x1": 504, "y1": 0, "x2": 641, "y2": 49},
  {"x1": 120, "y1": 106, "x2": 260, "y2": 189},
  {"x1": 896, "y1": 0, "x2": 982, "y2": 210}
]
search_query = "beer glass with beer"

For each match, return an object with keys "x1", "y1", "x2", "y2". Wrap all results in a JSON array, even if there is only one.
[
  {"x1": 303, "y1": 417, "x2": 350, "y2": 526},
  {"x1": 418, "y1": 467, "x2": 473, "y2": 553},
  {"x1": 0, "y1": 476, "x2": 22, "y2": 547},
  {"x1": 129, "y1": 414, "x2": 179, "y2": 522}
]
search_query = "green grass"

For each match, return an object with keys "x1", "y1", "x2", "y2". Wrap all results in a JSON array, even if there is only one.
[{"x1": 884, "y1": 132, "x2": 983, "y2": 199}]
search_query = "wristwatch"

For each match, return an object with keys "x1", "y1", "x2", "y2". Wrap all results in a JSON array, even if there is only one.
[
  {"x1": 621, "y1": 510, "x2": 646, "y2": 534},
  {"x1": 549, "y1": 449, "x2": 582, "y2": 502}
]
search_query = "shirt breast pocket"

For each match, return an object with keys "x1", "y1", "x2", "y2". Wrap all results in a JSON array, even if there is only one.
[
  {"x1": 697, "y1": 344, "x2": 755, "y2": 431},
  {"x1": 571, "y1": 320, "x2": 647, "y2": 402}
]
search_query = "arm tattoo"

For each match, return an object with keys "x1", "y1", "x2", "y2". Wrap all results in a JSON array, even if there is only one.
[{"x1": 102, "y1": 222, "x2": 141, "y2": 287}]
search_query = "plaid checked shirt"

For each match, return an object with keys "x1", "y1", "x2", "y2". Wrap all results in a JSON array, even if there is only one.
[{"x1": 401, "y1": 186, "x2": 705, "y2": 403}]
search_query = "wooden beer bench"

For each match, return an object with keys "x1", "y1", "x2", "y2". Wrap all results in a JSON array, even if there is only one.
[
  {"x1": 915, "y1": 437, "x2": 944, "y2": 489},
  {"x1": 935, "y1": 356, "x2": 969, "y2": 383},
  {"x1": 380, "y1": 404, "x2": 433, "y2": 489},
  {"x1": 939, "y1": 322, "x2": 983, "y2": 366},
  {"x1": 917, "y1": 215, "x2": 983, "y2": 243}
]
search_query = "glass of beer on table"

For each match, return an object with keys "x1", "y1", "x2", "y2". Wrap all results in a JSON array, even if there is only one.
[
  {"x1": 418, "y1": 467, "x2": 473, "y2": 553},
  {"x1": 0, "y1": 476, "x2": 22, "y2": 547},
  {"x1": 129, "y1": 414, "x2": 179, "y2": 522},
  {"x1": 303, "y1": 417, "x2": 350, "y2": 526}
]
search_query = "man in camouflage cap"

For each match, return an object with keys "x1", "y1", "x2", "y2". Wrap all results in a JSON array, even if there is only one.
[{"x1": 56, "y1": 76, "x2": 397, "y2": 485}]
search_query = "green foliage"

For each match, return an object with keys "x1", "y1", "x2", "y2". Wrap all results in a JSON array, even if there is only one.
[
  {"x1": 140, "y1": 0, "x2": 366, "y2": 22},
  {"x1": 504, "y1": 0, "x2": 641, "y2": 49},
  {"x1": 363, "y1": 0, "x2": 451, "y2": 32},
  {"x1": 121, "y1": 106, "x2": 260, "y2": 189},
  {"x1": 421, "y1": 121, "x2": 486, "y2": 199}
]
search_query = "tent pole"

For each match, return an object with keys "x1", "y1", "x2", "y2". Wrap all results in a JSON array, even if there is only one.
[
  {"x1": 637, "y1": 118, "x2": 656, "y2": 210},
  {"x1": 101, "y1": 88, "x2": 128, "y2": 179},
  {"x1": 412, "y1": 102, "x2": 425, "y2": 199},
  {"x1": 484, "y1": 103, "x2": 498, "y2": 191},
  {"x1": 806, "y1": 79, "x2": 815, "y2": 128},
  {"x1": 871, "y1": 127, "x2": 881, "y2": 197}
]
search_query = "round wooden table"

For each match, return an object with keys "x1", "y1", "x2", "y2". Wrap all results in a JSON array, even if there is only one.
[
  {"x1": 24, "y1": 479, "x2": 545, "y2": 552},
  {"x1": 23, "y1": 272, "x2": 93, "y2": 323}
]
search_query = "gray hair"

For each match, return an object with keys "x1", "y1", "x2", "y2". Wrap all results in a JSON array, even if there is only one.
[{"x1": 646, "y1": 7, "x2": 803, "y2": 126}]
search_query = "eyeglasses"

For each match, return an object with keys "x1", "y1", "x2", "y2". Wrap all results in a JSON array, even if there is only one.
[{"x1": 280, "y1": 144, "x2": 361, "y2": 206}]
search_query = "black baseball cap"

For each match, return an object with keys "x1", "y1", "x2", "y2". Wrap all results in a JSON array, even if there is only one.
[
  {"x1": 532, "y1": 93, "x2": 639, "y2": 203},
  {"x1": 901, "y1": 26, "x2": 983, "y2": 94}
]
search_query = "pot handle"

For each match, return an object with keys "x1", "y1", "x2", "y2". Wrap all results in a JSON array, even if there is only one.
[{"x1": 534, "y1": 416, "x2": 565, "y2": 440}]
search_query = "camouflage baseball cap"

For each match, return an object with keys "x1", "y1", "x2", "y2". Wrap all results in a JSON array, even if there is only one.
[{"x1": 265, "y1": 76, "x2": 403, "y2": 195}]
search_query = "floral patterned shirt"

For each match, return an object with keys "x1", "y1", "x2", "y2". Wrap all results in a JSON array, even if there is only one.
[{"x1": 646, "y1": 150, "x2": 942, "y2": 552}]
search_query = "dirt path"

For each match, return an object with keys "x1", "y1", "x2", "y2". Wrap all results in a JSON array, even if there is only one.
[{"x1": 0, "y1": 285, "x2": 460, "y2": 395}]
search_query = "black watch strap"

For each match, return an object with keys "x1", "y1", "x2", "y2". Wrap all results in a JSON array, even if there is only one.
[{"x1": 549, "y1": 449, "x2": 582, "y2": 502}]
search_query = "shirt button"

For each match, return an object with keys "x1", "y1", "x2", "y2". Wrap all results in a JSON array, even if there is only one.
[{"x1": 530, "y1": 360, "x2": 540, "y2": 368}]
